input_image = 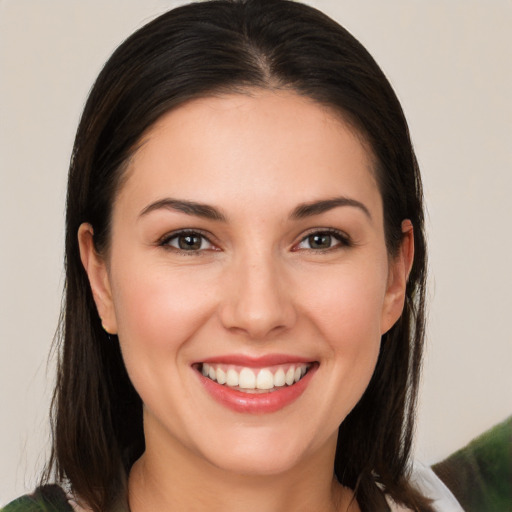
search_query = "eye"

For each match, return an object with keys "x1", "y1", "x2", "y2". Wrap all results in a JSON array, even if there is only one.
[
  {"x1": 160, "y1": 230, "x2": 215, "y2": 252},
  {"x1": 294, "y1": 230, "x2": 350, "y2": 251}
]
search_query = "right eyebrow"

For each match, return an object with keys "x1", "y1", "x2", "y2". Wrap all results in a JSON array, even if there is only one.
[{"x1": 139, "y1": 198, "x2": 227, "y2": 222}]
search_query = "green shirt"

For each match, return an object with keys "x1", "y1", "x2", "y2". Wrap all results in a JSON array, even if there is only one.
[
  {"x1": 1, "y1": 486, "x2": 72, "y2": 512},
  {"x1": 433, "y1": 416, "x2": 512, "y2": 512}
]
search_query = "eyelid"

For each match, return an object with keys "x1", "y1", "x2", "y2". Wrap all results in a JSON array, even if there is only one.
[
  {"x1": 158, "y1": 228, "x2": 219, "y2": 252},
  {"x1": 292, "y1": 228, "x2": 352, "y2": 252}
]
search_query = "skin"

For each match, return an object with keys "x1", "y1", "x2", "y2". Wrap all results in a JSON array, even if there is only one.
[{"x1": 79, "y1": 90, "x2": 413, "y2": 512}]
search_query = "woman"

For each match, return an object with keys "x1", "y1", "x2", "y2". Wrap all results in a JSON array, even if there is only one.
[{"x1": 1, "y1": 0, "x2": 462, "y2": 510}]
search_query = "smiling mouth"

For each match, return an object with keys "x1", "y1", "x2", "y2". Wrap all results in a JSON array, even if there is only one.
[{"x1": 198, "y1": 362, "x2": 312, "y2": 394}]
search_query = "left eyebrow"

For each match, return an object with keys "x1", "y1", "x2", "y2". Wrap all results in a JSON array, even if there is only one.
[{"x1": 290, "y1": 196, "x2": 372, "y2": 220}]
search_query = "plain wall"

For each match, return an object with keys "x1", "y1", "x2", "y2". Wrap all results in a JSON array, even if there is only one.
[{"x1": 1, "y1": 0, "x2": 511, "y2": 504}]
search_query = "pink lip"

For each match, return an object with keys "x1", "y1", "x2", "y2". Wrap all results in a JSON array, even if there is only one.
[
  {"x1": 195, "y1": 361, "x2": 318, "y2": 414},
  {"x1": 199, "y1": 353, "x2": 312, "y2": 367}
]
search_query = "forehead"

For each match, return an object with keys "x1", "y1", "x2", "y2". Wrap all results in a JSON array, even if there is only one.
[{"x1": 117, "y1": 90, "x2": 381, "y2": 219}]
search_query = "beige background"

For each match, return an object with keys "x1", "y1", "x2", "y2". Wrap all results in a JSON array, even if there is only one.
[{"x1": 1, "y1": 0, "x2": 511, "y2": 504}]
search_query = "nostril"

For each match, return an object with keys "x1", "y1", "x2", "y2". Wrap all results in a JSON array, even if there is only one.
[{"x1": 218, "y1": 298, "x2": 296, "y2": 340}]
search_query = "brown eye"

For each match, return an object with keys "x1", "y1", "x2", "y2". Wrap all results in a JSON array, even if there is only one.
[
  {"x1": 162, "y1": 231, "x2": 214, "y2": 252},
  {"x1": 308, "y1": 233, "x2": 333, "y2": 249},
  {"x1": 178, "y1": 234, "x2": 203, "y2": 250},
  {"x1": 295, "y1": 230, "x2": 350, "y2": 251}
]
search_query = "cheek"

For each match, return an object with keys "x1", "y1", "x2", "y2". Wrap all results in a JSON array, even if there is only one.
[
  {"x1": 299, "y1": 261, "x2": 387, "y2": 409},
  {"x1": 108, "y1": 262, "x2": 220, "y2": 427},
  {"x1": 110, "y1": 262, "x2": 217, "y2": 360},
  {"x1": 302, "y1": 260, "x2": 388, "y2": 344}
]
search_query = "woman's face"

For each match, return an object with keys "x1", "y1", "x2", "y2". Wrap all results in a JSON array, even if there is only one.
[{"x1": 81, "y1": 90, "x2": 410, "y2": 476}]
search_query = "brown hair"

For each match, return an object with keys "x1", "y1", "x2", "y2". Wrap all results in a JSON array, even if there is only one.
[{"x1": 46, "y1": 1, "x2": 429, "y2": 510}]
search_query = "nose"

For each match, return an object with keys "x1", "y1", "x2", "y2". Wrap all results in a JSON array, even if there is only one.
[{"x1": 218, "y1": 251, "x2": 297, "y2": 340}]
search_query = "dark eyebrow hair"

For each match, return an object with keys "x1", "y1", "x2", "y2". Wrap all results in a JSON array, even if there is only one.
[
  {"x1": 291, "y1": 197, "x2": 372, "y2": 220},
  {"x1": 139, "y1": 198, "x2": 227, "y2": 221},
  {"x1": 139, "y1": 196, "x2": 371, "y2": 223}
]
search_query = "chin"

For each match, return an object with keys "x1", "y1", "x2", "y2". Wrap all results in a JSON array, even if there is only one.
[
  {"x1": 194, "y1": 424, "x2": 327, "y2": 478},
  {"x1": 207, "y1": 447, "x2": 306, "y2": 477}
]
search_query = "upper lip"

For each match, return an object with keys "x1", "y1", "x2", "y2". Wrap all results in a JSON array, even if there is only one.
[{"x1": 196, "y1": 354, "x2": 315, "y2": 367}]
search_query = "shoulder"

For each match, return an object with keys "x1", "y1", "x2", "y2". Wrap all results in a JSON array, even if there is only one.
[
  {"x1": 384, "y1": 462, "x2": 465, "y2": 512},
  {"x1": 409, "y1": 462, "x2": 465, "y2": 512},
  {"x1": 1, "y1": 485, "x2": 73, "y2": 512}
]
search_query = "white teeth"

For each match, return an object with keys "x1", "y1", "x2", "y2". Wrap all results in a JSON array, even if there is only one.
[
  {"x1": 201, "y1": 363, "x2": 310, "y2": 391},
  {"x1": 216, "y1": 367, "x2": 226, "y2": 385},
  {"x1": 274, "y1": 368, "x2": 286, "y2": 387},
  {"x1": 256, "y1": 369, "x2": 274, "y2": 390},
  {"x1": 239, "y1": 368, "x2": 256, "y2": 389},
  {"x1": 226, "y1": 368, "x2": 239, "y2": 387}
]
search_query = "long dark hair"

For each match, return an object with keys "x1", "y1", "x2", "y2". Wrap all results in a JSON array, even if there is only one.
[{"x1": 45, "y1": 1, "x2": 429, "y2": 510}]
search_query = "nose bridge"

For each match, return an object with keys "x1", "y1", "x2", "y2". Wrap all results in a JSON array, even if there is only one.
[{"x1": 219, "y1": 245, "x2": 296, "y2": 339}]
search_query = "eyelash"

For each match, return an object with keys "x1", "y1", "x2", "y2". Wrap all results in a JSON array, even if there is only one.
[
  {"x1": 293, "y1": 229, "x2": 352, "y2": 252},
  {"x1": 158, "y1": 228, "x2": 352, "y2": 254},
  {"x1": 158, "y1": 230, "x2": 216, "y2": 254}
]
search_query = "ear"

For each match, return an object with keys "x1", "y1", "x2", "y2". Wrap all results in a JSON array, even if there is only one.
[
  {"x1": 78, "y1": 223, "x2": 118, "y2": 335},
  {"x1": 380, "y1": 219, "x2": 415, "y2": 335}
]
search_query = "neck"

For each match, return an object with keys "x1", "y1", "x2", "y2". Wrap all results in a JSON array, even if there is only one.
[{"x1": 127, "y1": 425, "x2": 358, "y2": 512}]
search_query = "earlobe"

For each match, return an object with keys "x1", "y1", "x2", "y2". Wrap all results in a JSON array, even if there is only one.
[
  {"x1": 380, "y1": 220, "x2": 415, "y2": 334},
  {"x1": 77, "y1": 223, "x2": 118, "y2": 335}
]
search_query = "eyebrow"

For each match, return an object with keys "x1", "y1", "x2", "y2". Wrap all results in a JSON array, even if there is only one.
[
  {"x1": 291, "y1": 196, "x2": 372, "y2": 220},
  {"x1": 139, "y1": 195, "x2": 371, "y2": 222},
  {"x1": 139, "y1": 198, "x2": 227, "y2": 221}
]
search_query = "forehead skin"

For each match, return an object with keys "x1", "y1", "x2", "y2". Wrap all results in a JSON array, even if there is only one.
[{"x1": 114, "y1": 90, "x2": 382, "y2": 237}]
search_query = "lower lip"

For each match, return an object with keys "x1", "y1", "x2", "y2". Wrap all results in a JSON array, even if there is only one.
[{"x1": 196, "y1": 365, "x2": 317, "y2": 414}]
